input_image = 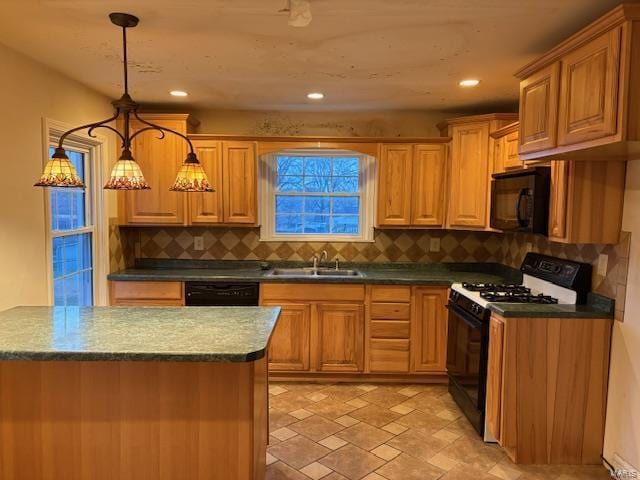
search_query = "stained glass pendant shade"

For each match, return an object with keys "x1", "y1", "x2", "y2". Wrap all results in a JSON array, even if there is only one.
[
  {"x1": 34, "y1": 147, "x2": 85, "y2": 188},
  {"x1": 34, "y1": 12, "x2": 212, "y2": 193}
]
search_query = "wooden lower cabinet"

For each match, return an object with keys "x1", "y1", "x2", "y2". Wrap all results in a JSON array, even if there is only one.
[
  {"x1": 109, "y1": 281, "x2": 185, "y2": 306},
  {"x1": 315, "y1": 303, "x2": 364, "y2": 372},
  {"x1": 485, "y1": 316, "x2": 505, "y2": 441},
  {"x1": 412, "y1": 287, "x2": 448, "y2": 373},
  {"x1": 262, "y1": 303, "x2": 311, "y2": 371}
]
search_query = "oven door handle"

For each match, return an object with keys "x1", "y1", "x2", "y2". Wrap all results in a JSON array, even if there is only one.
[{"x1": 446, "y1": 302, "x2": 484, "y2": 329}]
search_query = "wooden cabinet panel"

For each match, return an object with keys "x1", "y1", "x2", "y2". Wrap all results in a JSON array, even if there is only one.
[
  {"x1": 261, "y1": 284, "x2": 365, "y2": 303},
  {"x1": 411, "y1": 144, "x2": 446, "y2": 226},
  {"x1": 189, "y1": 140, "x2": 223, "y2": 224},
  {"x1": 124, "y1": 117, "x2": 188, "y2": 225},
  {"x1": 370, "y1": 339, "x2": 410, "y2": 373},
  {"x1": 447, "y1": 123, "x2": 490, "y2": 228},
  {"x1": 504, "y1": 132, "x2": 521, "y2": 170},
  {"x1": 412, "y1": 287, "x2": 448, "y2": 372},
  {"x1": 370, "y1": 321, "x2": 410, "y2": 339},
  {"x1": 548, "y1": 161, "x2": 569, "y2": 241},
  {"x1": 262, "y1": 303, "x2": 311, "y2": 371},
  {"x1": 519, "y1": 63, "x2": 560, "y2": 154},
  {"x1": 377, "y1": 144, "x2": 413, "y2": 226},
  {"x1": 370, "y1": 286, "x2": 411, "y2": 303},
  {"x1": 558, "y1": 27, "x2": 622, "y2": 146},
  {"x1": 492, "y1": 135, "x2": 506, "y2": 174},
  {"x1": 486, "y1": 316, "x2": 505, "y2": 442},
  {"x1": 222, "y1": 142, "x2": 257, "y2": 224},
  {"x1": 109, "y1": 281, "x2": 184, "y2": 306},
  {"x1": 370, "y1": 303, "x2": 410, "y2": 320},
  {"x1": 315, "y1": 303, "x2": 364, "y2": 372}
]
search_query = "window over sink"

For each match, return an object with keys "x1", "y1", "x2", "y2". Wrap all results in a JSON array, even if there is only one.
[{"x1": 260, "y1": 149, "x2": 375, "y2": 242}]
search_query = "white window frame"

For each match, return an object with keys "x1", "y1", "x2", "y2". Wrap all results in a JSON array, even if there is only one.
[
  {"x1": 259, "y1": 148, "x2": 375, "y2": 242},
  {"x1": 42, "y1": 118, "x2": 110, "y2": 306}
]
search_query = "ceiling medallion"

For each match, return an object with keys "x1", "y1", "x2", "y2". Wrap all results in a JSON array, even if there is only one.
[{"x1": 35, "y1": 12, "x2": 213, "y2": 193}]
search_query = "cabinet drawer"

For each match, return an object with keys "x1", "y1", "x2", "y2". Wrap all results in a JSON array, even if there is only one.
[
  {"x1": 370, "y1": 286, "x2": 411, "y2": 303},
  {"x1": 370, "y1": 303, "x2": 410, "y2": 319},
  {"x1": 370, "y1": 320, "x2": 410, "y2": 339},
  {"x1": 261, "y1": 284, "x2": 365, "y2": 302},
  {"x1": 110, "y1": 281, "x2": 184, "y2": 305},
  {"x1": 370, "y1": 339, "x2": 410, "y2": 373}
]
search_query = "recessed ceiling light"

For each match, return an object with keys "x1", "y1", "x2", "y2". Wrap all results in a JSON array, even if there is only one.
[
  {"x1": 307, "y1": 92, "x2": 324, "y2": 100},
  {"x1": 459, "y1": 79, "x2": 480, "y2": 88},
  {"x1": 170, "y1": 90, "x2": 188, "y2": 97}
]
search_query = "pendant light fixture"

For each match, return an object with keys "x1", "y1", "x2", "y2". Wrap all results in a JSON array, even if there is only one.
[{"x1": 35, "y1": 12, "x2": 213, "y2": 193}]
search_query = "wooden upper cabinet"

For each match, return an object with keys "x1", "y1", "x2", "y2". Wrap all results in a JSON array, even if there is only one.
[
  {"x1": 123, "y1": 115, "x2": 189, "y2": 225},
  {"x1": 411, "y1": 145, "x2": 446, "y2": 226},
  {"x1": 557, "y1": 27, "x2": 622, "y2": 147},
  {"x1": 222, "y1": 141, "x2": 257, "y2": 224},
  {"x1": 447, "y1": 122, "x2": 491, "y2": 228},
  {"x1": 263, "y1": 303, "x2": 311, "y2": 371},
  {"x1": 377, "y1": 144, "x2": 413, "y2": 226},
  {"x1": 491, "y1": 122, "x2": 522, "y2": 173},
  {"x1": 518, "y1": 63, "x2": 560, "y2": 154},
  {"x1": 504, "y1": 132, "x2": 522, "y2": 170},
  {"x1": 189, "y1": 140, "x2": 223, "y2": 224},
  {"x1": 315, "y1": 303, "x2": 364, "y2": 372},
  {"x1": 412, "y1": 287, "x2": 448, "y2": 373},
  {"x1": 548, "y1": 161, "x2": 570, "y2": 241}
]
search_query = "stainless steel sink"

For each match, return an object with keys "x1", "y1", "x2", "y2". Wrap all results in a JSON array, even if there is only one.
[{"x1": 267, "y1": 267, "x2": 362, "y2": 278}]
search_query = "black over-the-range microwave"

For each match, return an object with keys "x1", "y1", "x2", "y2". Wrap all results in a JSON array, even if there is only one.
[{"x1": 490, "y1": 167, "x2": 551, "y2": 234}]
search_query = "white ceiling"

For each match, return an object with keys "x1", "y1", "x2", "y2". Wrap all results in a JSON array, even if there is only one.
[{"x1": 0, "y1": 0, "x2": 626, "y2": 111}]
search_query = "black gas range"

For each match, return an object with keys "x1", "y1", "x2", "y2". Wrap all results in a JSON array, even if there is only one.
[{"x1": 445, "y1": 253, "x2": 592, "y2": 439}]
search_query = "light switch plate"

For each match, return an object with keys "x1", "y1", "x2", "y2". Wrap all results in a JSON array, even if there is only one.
[
  {"x1": 194, "y1": 236, "x2": 204, "y2": 251},
  {"x1": 597, "y1": 253, "x2": 608, "y2": 276},
  {"x1": 429, "y1": 238, "x2": 441, "y2": 253}
]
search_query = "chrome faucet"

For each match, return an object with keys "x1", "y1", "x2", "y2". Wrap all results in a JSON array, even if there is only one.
[{"x1": 311, "y1": 250, "x2": 328, "y2": 269}]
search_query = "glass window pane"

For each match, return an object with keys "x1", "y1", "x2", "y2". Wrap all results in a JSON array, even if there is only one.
[
  {"x1": 277, "y1": 175, "x2": 303, "y2": 192},
  {"x1": 333, "y1": 197, "x2": 360, "y2": 214},
  {"x1": 304, "y1": 196, "x2": 331, "y2": 214},
  {"x1": 303, "y1": 215, "x2": 330, "y2": 233},
  {"x1": 49, "y1": 149, "x2": 86, "y2": 232},
  {"x1": 332, "y1": 176, "x2": 359, "y2": 193},
  {"x1": 64, "y1": 274, "x2": 80, "y2": 306},
  {"x1": 304, "y1": 176, "x2": 331, "y2": 193},
  {"x1": 63, "y1": 235, "x2": 81, "y2": 275},
  {"x1": 277, "y1": 156, "x2": 303, "y2": 176},
  {"x1": 52, "y1": 236, "x2": 64, "y2": 279},
  {"x1": 333, "y1": 157, "x2": 359, "y2": 176},
  {"x1": 80, "y1": 270, "x2": 93, "y2": 306},
  {"x1": 304, "y1": 157, "x2": 331, "y2": 177},
  {"x1": 276, "y1": 214, "x2": 303, "y2": 233},
  {"x1": 332, "y1": 215, "x2": 360, "y2": 234},
  {"x1": 276, "y1": 195, "x2": 303, "y2": 214}
]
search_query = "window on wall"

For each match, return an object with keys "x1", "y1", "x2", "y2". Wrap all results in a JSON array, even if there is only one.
[
  {"x1": 48, "y1": 147, "x2": 94, "y2": 306},
  {"x1": 260, "y1": 150, "x2": 375, "y2": 241}
]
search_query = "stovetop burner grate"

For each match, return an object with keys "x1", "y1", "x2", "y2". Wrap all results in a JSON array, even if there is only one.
[{"x1": 479, "y1": 291, "x2": 559, "y2": 304}]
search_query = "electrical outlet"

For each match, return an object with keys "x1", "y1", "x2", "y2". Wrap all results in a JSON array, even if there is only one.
[
  {"x1": 194, "y1": 236, "x2": 204, "y2": 251},
  {"x1": 429, "y1": 238, "x2": 441, "y2": 253},
  {"x1": 597, "y1": 253, "x2": 609, "y2": 276}
]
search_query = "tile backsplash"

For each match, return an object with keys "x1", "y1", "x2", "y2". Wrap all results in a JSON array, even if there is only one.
[{"x1": 109, "y1": 224, "x2": 630, "y2": 320}]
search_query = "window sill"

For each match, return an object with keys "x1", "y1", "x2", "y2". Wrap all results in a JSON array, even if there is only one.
[{"x1": 259, "y1": 234, "x2": 375, "y2": 243}]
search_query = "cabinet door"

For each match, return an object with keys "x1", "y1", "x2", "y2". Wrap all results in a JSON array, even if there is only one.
[
  {"x1": 222, "y1": 141, "x2": 257, "y2": 224},
  {"x1": 124, "y1": 117, "x2": 187, "y2": 224},
  {"x1": 557, "y1": 27, "x2": 622, "y2": 146},
  {"x1": 492, "y1": 136, "x2": 506, "y2": 174},
  {"x1": 189, "y1": 140, "x2": 223, "y2": 224},
  {"x1": 503, "y1": 132, "x2": 522, "y2": 170},
  {"x1": 263, "y1": 303, "x2": 311, "y2": 371},
  {"x1": 486, "y1": 316, "x2": 505, "y2": 441},
  {"x1": 412, "y1": 287, "x2": 448, "y2": 372},
  {"x1": 377, "y1": 144, "x2": 413, "y2": 226},
  {"x1": 519, "y1": 63, "x2": 560, "y2": 154},
  {"x1": 447, "y1": 123, "x2": 490, "y2": 228},
  {"x1": 548, "y1": 160, "x2": 569, "y2": 242},
  {"x1": 411, "y1": 144, "x2": 446, "y2": 227},
  {"x1": 315, "y1": 303, "x2": 364, "y2": 372}
]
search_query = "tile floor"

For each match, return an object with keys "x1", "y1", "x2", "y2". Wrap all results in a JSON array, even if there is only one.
[{"x1": 266, "y1": 382, "x2": 610, "y2": 480}]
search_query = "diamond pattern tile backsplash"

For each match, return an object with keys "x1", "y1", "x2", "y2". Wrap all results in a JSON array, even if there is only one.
[{"x1": 109, "y1": 225, "x2": 630, "y2": 320}]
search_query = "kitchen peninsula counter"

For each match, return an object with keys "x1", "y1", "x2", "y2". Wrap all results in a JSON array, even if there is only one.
[{"x1": 0, "y1": 306, "x2": 280, "y2": 480}]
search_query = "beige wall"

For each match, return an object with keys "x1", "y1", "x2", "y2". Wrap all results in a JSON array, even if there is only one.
[
  {"x1": 604, "y1": 160, "x2": 640, "y2": 471},
  {"x1": 191, "y1": 109, "x2": 459, "y2": 137},
  {"x1": 0, "y1": 42, "x2": 116, "y2": 311}
]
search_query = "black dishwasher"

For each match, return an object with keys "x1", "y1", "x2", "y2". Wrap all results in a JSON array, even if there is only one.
[{"x1": 185, "y1": 282, "x2": 260, "y2": 306}]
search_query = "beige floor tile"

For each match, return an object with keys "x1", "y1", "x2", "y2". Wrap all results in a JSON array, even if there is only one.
[
  {"x1": 269, "y1": 385, "x2": 288, "y2": 396},
  {"x1": 359, "y1": 389, "x2": 408, "y2": 408},
  {"x1": 306, "y1": 399, "x2": 359, "y2": 419},
  {"x1": 306, "y1": 392, "x2": 330, "y2": 402},
  {"x1": 350, "y1": 404, "x2": 402, "y2": 428},
  {"x1": 266, "y1": 461, "x2": 308, "y2": 480},
  {"x1": 440, "y1": 436, "x2": 506, "y2": 471},
  {"x1": 268, "y1": 435, "x2": 331, "y2": 470},
  {"x1": 270, "y1": 410, "x2": 298, "y2": 430},
  {"x1": 375, "y1": 453, "x2": 444, "y2": 480},
  {"x1": 489, "y1": 462, "x2": 523, "y2": 480},
  {"x1": 386, "y1": 429, "x2": 449, "y2": 460},
  {"x1": 300, "y1": 462, "x2": 334, "y2": 480},
  {"x1": 318, "y1": 435, "x2": 349, "y2": 450},
  {"x1": 319, "y1": 444, "x2": 386, "y2": 480},
  {"x1": 322, "y1": 473, "x2": 349, "y2": 480},
  {"x1": 432, "y1": 428, "x2": 462, "y2": 444},
  {"x1": 346, "y1": 398, "x2": 369, "y2": 408},
  {"x1": 357, "y1": 384, "x2": 378, "y2": 392},
  {"x1": 371, "y1": 444, "x2": 401, "y2": 461},
  {"x1": 269, "y1": 434, "x2": 282, "y2": 446},
  {"x1": 428, "y1": 452, "x2": 460, "y2": 471},
  {"x1": 321, "y1": 385, "x2": 366, "y2": 402},
  {"x1": 290, "y1": 408, "x2": 314, "y2": 420},
  {"x1": 270, "y1": 391, "x2": 315, "y2": 412},
  {"x1": 439, "y1": 463, "x2": 503, "y2": 480},
  {"x1": 389, "y1": 404, "x2": 414, "y2": 415},
  {"x1": 272, "y1": 427, "x2": 298, "y2": 441},
  {"x1": 362, "y1": 473, "x2": 387, "y2": 480},
  {"x1": 397, "y1": 386, "x2": 421, "y2": 397},
  {"x1": 381, "y1": 422, "x2": 408, "y2": 435},
  {"x1": 436, "y1": 408, "x2": 462, "y2": 421},
  {"x1": 395, "y1": 410, "x2": 452, "y2": 435},
  {"x1": 289, "y1": 415, "x2": 344, "y2": 441},
  {"x1": 335, "y1": 422, "x2": 394, "y2": 451},
  {"x1": 285, "y1": 383, "x2": 331, "y2": 394},
  {"x1": 335, "y1": 415, "x2": 360, "y2": 427},
  {"x1": 266, "y1": 452, "x2": 278, "y2": 466},
  {"x1": 397, "y1": 392, "x2": 449, "y2": 416}
]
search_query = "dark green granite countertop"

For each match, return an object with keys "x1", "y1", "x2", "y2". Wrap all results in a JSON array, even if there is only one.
[
  {"x1": 107, "y1": 259, "x2": 521, "y2": 286},
  {"x1": 0, "y1": 306, "x2": 280, "y2": 362},
  {"x1": 487, "y1": 292, "x2": 614, "y2": 318}
]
